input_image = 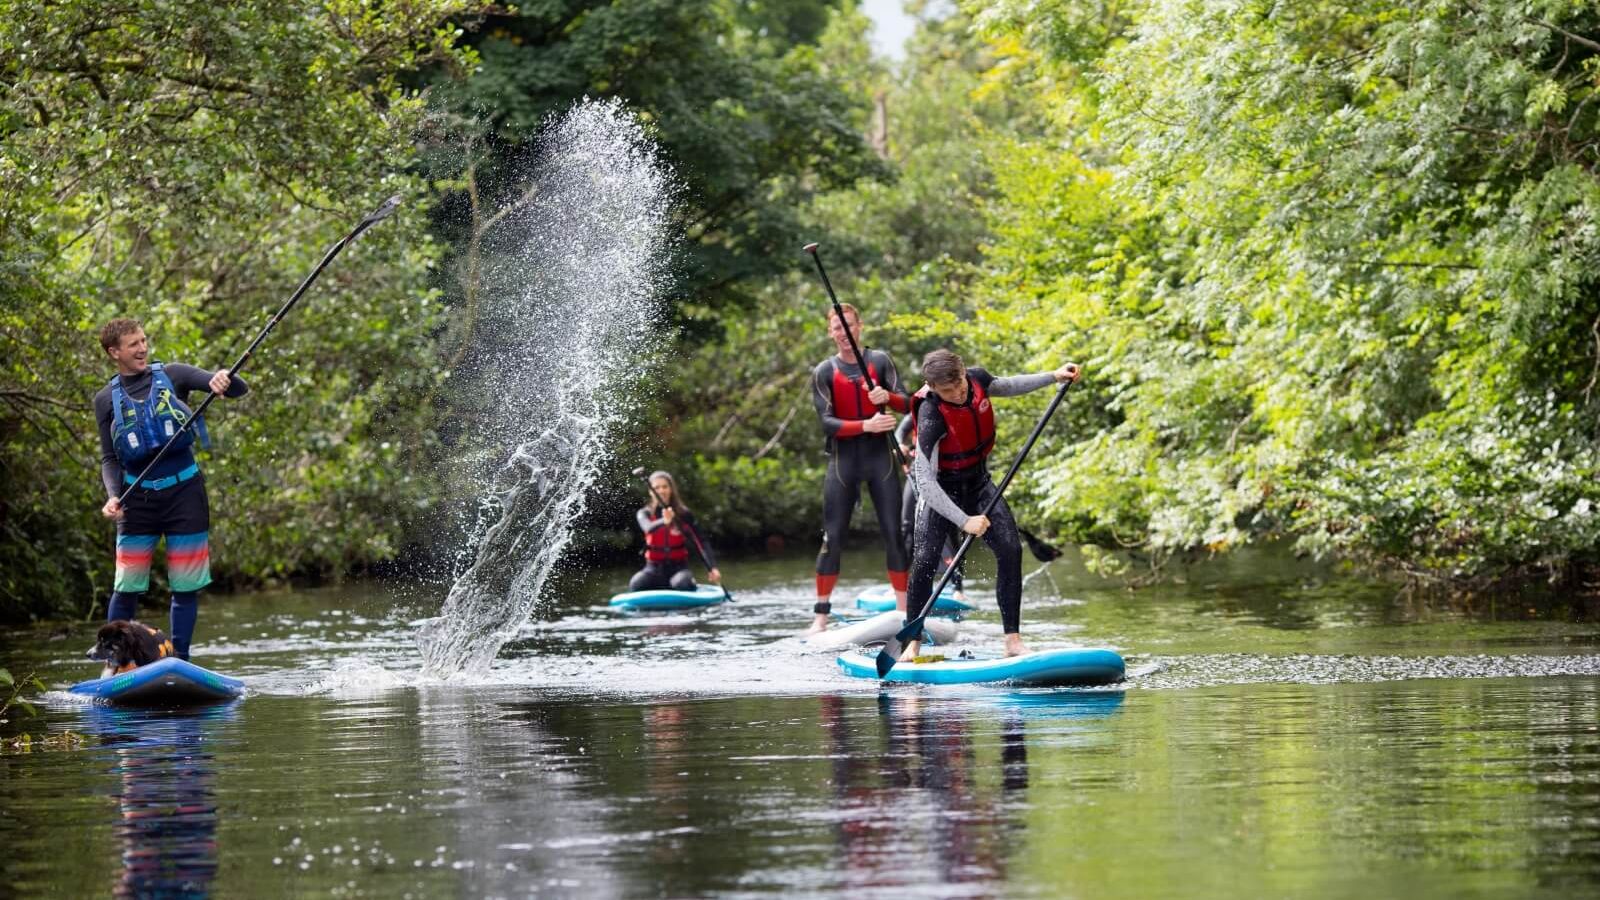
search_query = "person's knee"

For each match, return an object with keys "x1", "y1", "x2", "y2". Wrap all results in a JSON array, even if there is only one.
[
  {"x1": 669, "y1": 569, "x2": 696, "y2": 591},
  {"x1": 628, "y1": 569, "x2": 654, "y2": 592}
]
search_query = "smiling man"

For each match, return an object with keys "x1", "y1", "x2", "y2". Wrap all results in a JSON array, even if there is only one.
[{"x1": 93, "y1": 317, "x2": 248, "y2": 660}]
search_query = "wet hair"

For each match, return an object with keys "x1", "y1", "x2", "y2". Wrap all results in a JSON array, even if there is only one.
[
  {"x1": 922, "y1": 348, "x2": 966, "y2": 387},
  {"x1": 647, "y1": 470, "x2": 689, "y2": 513},
  {"x1": 99, "y1": 317, "x2": 143, "y2": 352},
  {"x1": 826, "y1": 303, "x2": 860, "y2": 326}
]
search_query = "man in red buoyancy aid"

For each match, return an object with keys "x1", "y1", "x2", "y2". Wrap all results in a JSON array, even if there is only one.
[
  {"x1": 899, "y1": 348, "x2": 1080, "y2": 661},
  {"x1": 806, "y1": 303, "x2": 912, "y2": 634}
]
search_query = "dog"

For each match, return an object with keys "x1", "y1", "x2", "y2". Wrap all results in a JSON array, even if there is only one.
[{"x1": 87, "y1": 620, "x2": 175, "y2": 678}]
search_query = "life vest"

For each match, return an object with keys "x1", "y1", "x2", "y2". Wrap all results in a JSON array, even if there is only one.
[
  {"x1": 114, "y1": 621, "x2": 176, "y2": 674},
  {"x1": 912, "y1": 376, "x2": 995, "y2": 475},
  {"x1": 643, "y1": 508, "x2": 690, "y2": 563},
  {"x1": 827, "y1": 356, "x2": 884, "y2": 431},
  {"x1": 109, "y1": 362, "x2": 209, "y2": 470}
]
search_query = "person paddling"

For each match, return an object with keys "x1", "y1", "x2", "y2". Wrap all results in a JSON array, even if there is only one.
[
  {"x1": 630, "y1": 471, "x2": 722, "y2": 592},
  {"x1": 900, "y1": 349, "x2": 1080, "y2": 661},
  {"x1": 896, "y1": 415, "x2": 966, "y2": 602},
  {"x1": 95, "y1": 318, "x2": 249, "y2": 660},
  {"x1": 808, "y1": 303, "x2": 911, "y2": 634}
]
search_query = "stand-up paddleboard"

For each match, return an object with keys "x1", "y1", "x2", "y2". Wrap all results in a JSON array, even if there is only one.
[
  {"x1": 69, "y1": 658, "x2": 245, "y2": 706},
  {"x1": 608, "y1": 585, "x2": 728, "y2": 611},
  {"x1": 854, "y1": 584, "x2": 973, "y2": 615},
  {"x1": 804, "y1": 611, "x2": 959, "y2": 651},
  {"x1": 836, "y1": 647, "x2": 1125, "y2": 687}
]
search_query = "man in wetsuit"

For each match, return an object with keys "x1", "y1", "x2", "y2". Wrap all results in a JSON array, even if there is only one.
[
  {"x1": 808, "y1": 303, "x2": 911, "y2": 634},
  {"x1": 901, "y1": 348, "x2": 1080, "y2": 660},
  {"x1": 95, "y1": 318, "x2": 249, "y2": 660}
]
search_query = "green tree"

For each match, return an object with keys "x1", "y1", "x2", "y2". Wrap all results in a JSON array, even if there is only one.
[{"x1": 0, "y1": 0, "x2": 484, "y2": 621}]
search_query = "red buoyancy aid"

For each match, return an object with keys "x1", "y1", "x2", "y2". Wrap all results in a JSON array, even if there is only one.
[
  {"x1": 828, "y1": 357, "x2": 884, "y2": 427},
  {"x1": 643, "y1": 509, "x2": 691, "y2": 563},
  {"x1": 912, "y1": 377, "x2": 996, "y2": 474}
]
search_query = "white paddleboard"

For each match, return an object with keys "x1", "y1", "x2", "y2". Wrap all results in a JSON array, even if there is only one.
[{"x1": 803, "y1": 611, "x2": 958, "y2": 651}]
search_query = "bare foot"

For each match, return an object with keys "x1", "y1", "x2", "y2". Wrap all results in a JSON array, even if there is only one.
[
  {"x1": 898, "y1": 639, "x2": 923, "y2": 662},
  {"x1": 805, "y1": 613, "x2": 830, "y2": 636},
  {"x1": 1003, "y1": 634, "x2": 1030, "y2": 657}
]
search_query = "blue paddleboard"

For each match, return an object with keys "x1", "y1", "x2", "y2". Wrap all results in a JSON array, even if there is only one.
[
  {"x1": 836, "y1": 647, "x2": 1125, "y2": 687},
  {"x1": 608, "y1": 585, "x2": 728, "y2": 611},
  {"x1": 853, "y1": 584, "x2": 972, "y2": 615},
  {"x1": 69, "y1": 657, "x2": 245, "y2": 706}
]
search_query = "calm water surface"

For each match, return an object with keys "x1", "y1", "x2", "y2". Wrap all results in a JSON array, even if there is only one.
[{"x1": 2, "y1": 549, "x2": 1598, "y2": 898}]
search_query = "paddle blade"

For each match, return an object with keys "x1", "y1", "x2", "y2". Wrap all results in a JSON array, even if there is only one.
[
  {"x1": 366, "y1": 194, "x2": 403, "y2": 224},
  {"x1": 1019, "y1": 527, "x2": 1062, "y2": 562},
  {"x1": 874, "y1": 643, "x2": 899, "y2": 678}
]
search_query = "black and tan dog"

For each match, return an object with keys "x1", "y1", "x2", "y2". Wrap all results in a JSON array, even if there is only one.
[{"x1": 87, "y1": 620, "x2": 176, "y2": 678}]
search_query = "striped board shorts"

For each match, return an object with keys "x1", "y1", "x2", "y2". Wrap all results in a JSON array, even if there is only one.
[{"x1": 114, "y1": 531, "x2": 212, "y2": 593}]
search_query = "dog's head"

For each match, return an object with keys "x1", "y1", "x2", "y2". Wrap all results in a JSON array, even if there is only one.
[{"x1": 87, "y1": 620, "x2": 138, "y2": 665}]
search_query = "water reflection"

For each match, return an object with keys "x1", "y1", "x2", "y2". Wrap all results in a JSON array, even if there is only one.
[
  {"x1": 822, "y1": 690, "x2": 1124, "y2": 891},
  {"x1": 80, "y1": 703, "x2": 236, "y2": 899}
]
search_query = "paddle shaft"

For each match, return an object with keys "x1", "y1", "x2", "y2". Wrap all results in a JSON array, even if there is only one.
[
  {"x1": 880, "y1": 378, "x2": 1075, "y2": 676},
  {"x1": 116, "y1": 195, "x2": 402, "y2": 507},
  {"x1": 802, "y1": 243, "x2": 909, "y2": 470},
  {"x1": 638, "y1": 475, "x2": 732, "y2": 601}
]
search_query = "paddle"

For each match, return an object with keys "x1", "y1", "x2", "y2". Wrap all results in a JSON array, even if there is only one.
[
  {"x1": 802, "y1": 242, "x2": 909, "y2": 469},
  {"x1": 114, "y1": 195, "x2": 403, "y2": 508},
  {"x1": 1019, "y1": 527, "x2": 1063, "y2": 563},
  {"x1": 631, "y1": 467, "x2": 733, "y2": 601},
  {"x1": 876, "y1": 377, "x2": 1075, "y2": 678}
]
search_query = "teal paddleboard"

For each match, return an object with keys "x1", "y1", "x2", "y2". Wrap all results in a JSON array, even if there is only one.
[
  {"x1": 608, "y1": 585, "x2": 728, "y2": 611},
  {"x1": 853, "y1": 584, "x2": 972, "y2": 615},
  {"x1": 69, "y1": 657, "x2": 245, "y2": 706},
  {"x1": 836, "y1": 647, "x2": 1125, "y2": 687}
]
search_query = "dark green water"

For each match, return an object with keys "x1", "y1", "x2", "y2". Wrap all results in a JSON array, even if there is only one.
[{"x1": 3, "y1": 549, "x2": 1598, "y2": 898}]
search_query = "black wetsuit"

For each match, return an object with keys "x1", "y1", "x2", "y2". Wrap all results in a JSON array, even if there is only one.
[
  {"x1": 908, "y1": 368, "x2": 1055, "y2": 633},
  {"x1": 896, "y1": 415, "x2": 963, "y2": 592},
  {"x1": 630, "y1": 507, "x2": 715, "y2": 592},
  {"x1": 811, "y1": 349, "x2": 910, "y2": 609}
]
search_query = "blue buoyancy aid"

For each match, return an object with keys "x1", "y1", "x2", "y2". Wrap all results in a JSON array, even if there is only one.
[{"x1": 109, "y1": 362, "x2": 210, "y2": 471}]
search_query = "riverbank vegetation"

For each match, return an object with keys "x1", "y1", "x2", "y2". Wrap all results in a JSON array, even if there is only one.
[{"x1": 5, "y1": 0, "x2": 1598, "y2": 623}]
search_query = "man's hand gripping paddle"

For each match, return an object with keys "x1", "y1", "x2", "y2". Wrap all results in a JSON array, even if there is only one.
[
  {"x1": 632, "y1": 467, "x2": 733, "y2": 601},
  {"x1": 115, "y1": 195, "x2": 403, "y2": 508},
  {"x1": 802, "y1": 242, "x2": 909, "y2": 470},
  {"x1": 876, "y1": 378, "x2": 1076, "y2": 678}
]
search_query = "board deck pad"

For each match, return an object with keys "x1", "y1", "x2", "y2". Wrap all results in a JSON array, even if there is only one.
[{"x1": 836, "y1": 647, "x2": 1126, "y2": 686}]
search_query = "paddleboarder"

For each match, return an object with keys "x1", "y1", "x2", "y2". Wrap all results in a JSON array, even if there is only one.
[
  {"x1": 95, "y1": 317, "x2": 249, "y2": 660},
  {"x1": 808, "y1": 303, "x2": 911, "y2": 634},
  {"x1": 630, "y1": 470, "x2": 722, "y2": 592},
  {"x1": 900, "y1": 349, "x2": 1080, "y2": 660}
]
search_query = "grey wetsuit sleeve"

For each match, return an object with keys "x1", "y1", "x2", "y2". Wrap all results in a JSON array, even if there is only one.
[
  {"x1": 165, "y1": 363, "x2": 249, "y2": 399},
  {"x1": 911, "y1": 402, "x2": 969, "y2": 528},
  {"x1": 894, "y1": 413, "x2": 914, "y2": 448},
  {"x1": 986, "y1": 372, "x2": 1056, "y2": 397},
  {"x1": 637, "y1": 507, "x2": 664, "y2": 533},
  {"x1": 95, "y1": 389, "x2": 122, "y2": 497}
]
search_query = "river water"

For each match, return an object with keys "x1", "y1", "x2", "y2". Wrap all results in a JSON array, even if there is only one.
[{"x1": 2, "y1": 549, "x2": 1598, "y2": 898}]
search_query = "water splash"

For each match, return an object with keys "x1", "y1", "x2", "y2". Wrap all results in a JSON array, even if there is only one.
[{"x1": 419, "y1": 99, "x2": 676, "y2": 676}]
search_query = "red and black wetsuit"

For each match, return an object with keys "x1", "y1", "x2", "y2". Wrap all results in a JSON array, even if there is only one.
[
  {"x1": 629, "y1": 506, "x2": 714, "y2": 592},
  {"x1": 810, "y1": 349, "x2": 910, "y2": 611},
  {"x1": 907, "y1": 367, "x2": 1056, "y2": 633}
]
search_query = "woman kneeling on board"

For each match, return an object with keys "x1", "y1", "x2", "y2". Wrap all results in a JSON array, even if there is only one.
[
  {"x1": 901, "y1": 349, "x2": 1080, "y2": 660},
  {"x1": 630, "y1": 471, "x2": 722, "y2": 592}
]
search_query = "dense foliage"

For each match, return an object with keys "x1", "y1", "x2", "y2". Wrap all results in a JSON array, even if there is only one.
[
  {"x1": 7, "y1": 0, "x2": 1597, "y2": 623},
  {"x1": 0, "y1": 0, "x2": 483, "y2": 620}
]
